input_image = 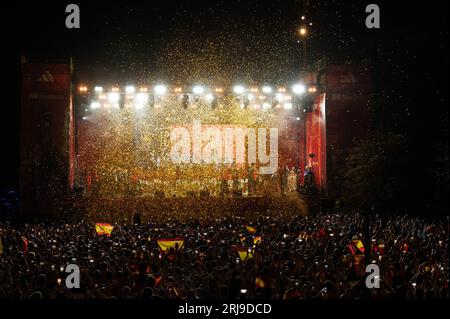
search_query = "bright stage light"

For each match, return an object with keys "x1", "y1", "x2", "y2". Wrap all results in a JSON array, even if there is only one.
[
  {"x1": 108, "y1": 92, "x2": 120, "y2": 103},
  {"x1": 233, "y1": 85, "x2": 245, "y2": 94},
  {"x1": 283, "y1": 103, "x2": 293, "y2": 110},
  {"x1": 205, "y1": 93, "x2": 214, "y2": 102},
  {"x1": 262, "y1": 86, "x2": 272, "y2": 93},
  {"x1": 262, "y1": 103, "x2": 271, "y2": 110},
  {"x1": 135, "y1": 93, "x2": 149, "y2": 104},
  {"x1": 193, "y1": 86, "x2": 205, "y2": 95},
  {"x1": 94, "y1": 86, "x2": 103, "y2": 93},
  {"x1": 140, "y1": 87, "x2": 148, "y2": 92},
  {"x1": 292, "y1": 83, "x2": 306, "y2": 95},
  {"x1": 90, "y1": 102, "x2": 101, "y2": 109},
  {"x1": 125, "y1": 86, "x2": 135, "y2": 94},
  {"x1": 154, "y1": 85, "x2": 167, "y2": 95},
  {"x1": 247, "y1": 94, "x2": 255, "y2": 101}
]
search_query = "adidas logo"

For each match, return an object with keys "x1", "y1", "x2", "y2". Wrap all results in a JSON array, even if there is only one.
[{"x1": 37, "y1": 70, "x2": 55, "y2": 82}]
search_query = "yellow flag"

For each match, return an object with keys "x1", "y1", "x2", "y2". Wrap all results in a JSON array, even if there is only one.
[
  {"x1": 255, "y1": 277, "x2": 265, "y2": 288},
  {"x1": 253, "y1": 236, "x2": 262, "y2": 245},
  {"x1": 95, "y1": 223, "x2": 114, "y2": 236},
  {"x1": 245, "y1": 225, "x2": 257, "y2": 234},
  {"x1": 157, "y1": 238, "x2": 185, "y2": 252},
  {"x1": 237, "y1": 247, "x2": 254, "y2": 261}
]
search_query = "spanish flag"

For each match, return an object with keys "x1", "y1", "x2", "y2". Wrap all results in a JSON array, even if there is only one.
[
  {"x1": 349, "y1": 240, "x2": 365, "y2": 255},
  {"x1": 237, "y1": 247, "x2": 254, "y2": 261},
  {"x1": 245, "y1": 225, "x2": 257, "y2": 234},
  {"x1": 157, "y1": 238, "x2": 185, "y2": 252},
  {"x1": 253, "y1": 236, "x2": 262, "y2": 245},
  {"x1": 95, "y1": 223, "x2": 114, "y2": 236},
  {"x1": 255, "y1": 277, "x2": 265, "y2": 289}
]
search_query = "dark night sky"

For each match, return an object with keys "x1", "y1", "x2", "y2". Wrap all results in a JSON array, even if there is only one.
[{"x1": 1, "y1": 1, "x2": 448, "y2": 191}]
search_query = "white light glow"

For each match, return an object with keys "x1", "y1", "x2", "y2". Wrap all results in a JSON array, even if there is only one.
[
  {"x1": 262, "y1": 103, "x2": 271, "y2": 110},
  {"x1": 125, "y1": 86, "x2": 135, "y2": 93},
  {"x1": 283, "y1": 103, "x2": 293, "y2": 110},
  {"x1": 90, "y1": 102, "x2": 101, "y2": 109},
  {"x1": 262, "y1": 86, "x2": 272, "y2": 93},
  {"x1": 154, "y1": 85, "x2": 167, "y2": 95},
  {"x1": 135, "y1": 93, "x2": 149, "y2": 104},
  {"x1": 94, "y1": 86, "x2": 103, "y2": 93},
  {"x1": 233, "y1": 85, "x2": 245, "y2": 94},
  {"x1": 205, "y1": 93, "x2": 214, "y2": 102},
  {"x1": 108, "y1": 92, "x2": 120, "y2": 103},
  {"x1": 193, "y1": 86, "x2": 205, "y2": 95},
  {"x1": 292, "y1": 83, "x2": 306, "y2": 95}
]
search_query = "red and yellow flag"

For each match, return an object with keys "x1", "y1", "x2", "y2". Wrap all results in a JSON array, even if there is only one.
[
  {"x1": 95, "y1": 223, "x2": 114, "y2": 236},
  {"x1": 157, "y1": 238, "x2": 185, "y2": 252},
  {"x1": 253, "y1": 236, "x2": 262, "y2": 245},
  {"x1": 349, "y1": 240, "x2": 365, "y2": 255},
  {"x1": 245, "y1": 225, "x2": 257, "y2": 234},
  {"x1": 237, "y1": 247, "x2": 254, "y2": 261},
  {"x1": 255, "y1": 277, "x2": 265, "y2": 288}
]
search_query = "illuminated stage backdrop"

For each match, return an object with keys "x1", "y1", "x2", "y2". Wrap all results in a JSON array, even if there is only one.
[{"x1": 75, "y1": 91, "x2": 304, "y2": 198}]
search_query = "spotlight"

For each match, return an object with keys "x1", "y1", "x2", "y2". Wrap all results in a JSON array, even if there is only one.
[
  {"x1": 283, "y1": 103, "x2": 293, "y2": 110},
  {"x1": 125, "y1": 86, "x2": 135, "y2": 94},
  {"x1": 292, "y1": 83, "x2": 306, "y2": 95},
  {"x1": 205, "y1": 93, "x2": 214, "y2": 102},
  {"x1": 90, "y1": 102, "x2": 101, "y2": 109},
  {"x1": 262, "y1": 86, "x2": 272, "y2": 93},
  {"x1": 107, "y1": 92, "x2": 120, "y2": 103},
  {"x1": 154, "y1": 85, "x2": 167, "y2": 95},
  {"x1": 262, "y1": 103, "x2": 271, "y2": 110},
  {"x1": 299, "y1": 27, "x2": 307, "y2": 36},
  {"x1": 94, "y1": 86, "x2": 103, "y2": 93},
  {"x1": 139, "y1": 87, "x2": 148, "y2": 92},
  {"x1": 233, "y1": 85, "x2": 245, "y2": 94},
  {"x1": 135, "y1": 93, "x2": 149, "y2": 104},
  {"x1": 192, "y1": 86, "x2": 205, "y2": 95}
]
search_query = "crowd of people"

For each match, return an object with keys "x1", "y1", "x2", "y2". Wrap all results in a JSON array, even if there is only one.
[{"x1": 0, "y1": 210, "x2": 448, "y2": 299}]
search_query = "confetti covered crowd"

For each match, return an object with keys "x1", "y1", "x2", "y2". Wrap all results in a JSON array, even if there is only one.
[{"x1": 0, "y1": 211, "x2": 448, "y2": 299}]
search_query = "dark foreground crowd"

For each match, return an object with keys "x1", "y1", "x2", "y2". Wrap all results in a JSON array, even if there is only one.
[{"x1": 0, "y1": 212, "x2": 448, "y2": 299}]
